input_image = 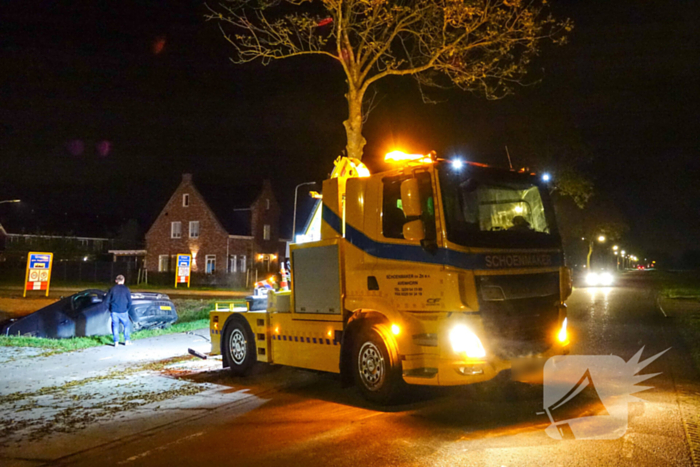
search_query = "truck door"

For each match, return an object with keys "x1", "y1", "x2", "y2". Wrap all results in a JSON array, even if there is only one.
[{"x1": 372, "y1": 170, "x2": 445, "y2": 312}]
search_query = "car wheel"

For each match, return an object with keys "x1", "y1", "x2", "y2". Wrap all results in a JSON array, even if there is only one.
[
  {"x1": 223, "y1": 319, "x2": 256, "y2": 376},
  {"x1": 352, "y1": 326, "x2": 405, "y2": 404}
]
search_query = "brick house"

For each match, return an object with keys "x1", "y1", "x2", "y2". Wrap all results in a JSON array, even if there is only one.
[{"x1": 145, "y1": 174, "x2": 287, "y2": 286}]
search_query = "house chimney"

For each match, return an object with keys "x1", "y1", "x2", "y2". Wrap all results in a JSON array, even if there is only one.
[{"x1": 182, "y1": 173, "x2": 192, "y2": 182}]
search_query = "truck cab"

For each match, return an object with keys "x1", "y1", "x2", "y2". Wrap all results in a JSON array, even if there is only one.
[{"x1": 210, "y1": 153, "x2": 571, "y2": 404}]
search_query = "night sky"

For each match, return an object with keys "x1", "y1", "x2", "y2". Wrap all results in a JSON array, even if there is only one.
[{"x1": 1, "y1": 1, "x2": 698, "y2": 262}]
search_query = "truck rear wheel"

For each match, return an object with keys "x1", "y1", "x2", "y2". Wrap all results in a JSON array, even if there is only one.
[
  {"x1": 223, "y1": 320, "x2": 256, "y2": 376},
  {"x1": 353, "y1": 326, "x2": 405, "y2": 404}
]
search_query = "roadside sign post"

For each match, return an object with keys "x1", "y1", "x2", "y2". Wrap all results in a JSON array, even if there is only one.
[
  {"x1": 24, "y1": 252, "x2": 54, "y2": 298},
  {"x1": 175, "y1": 254, "x2": 191, "y2": 288}
]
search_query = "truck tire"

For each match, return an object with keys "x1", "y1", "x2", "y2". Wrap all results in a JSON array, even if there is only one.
[
  {"x1": 352, "y1": 326, "x2": 405, "y2": 404},
  {"x1": 223, "y1": 319, "x2": 256, "y2": 376}
]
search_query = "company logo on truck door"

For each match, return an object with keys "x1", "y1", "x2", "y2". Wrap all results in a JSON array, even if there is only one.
[{"x1": 485, "y1": 254, "x2": 553, "y2": 268}]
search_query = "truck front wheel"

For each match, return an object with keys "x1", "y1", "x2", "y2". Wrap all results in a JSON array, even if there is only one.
[
  {"x1": 223, "y1": 320, "x2": 256, "y2": 376},
  {"x1": 353, "y1": 326, "x2": 405, "y2": 404}
]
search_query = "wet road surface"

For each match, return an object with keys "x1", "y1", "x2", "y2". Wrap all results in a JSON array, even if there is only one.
[{"x1": 25, "y1": 275, "x2": 700, "y2": 466}]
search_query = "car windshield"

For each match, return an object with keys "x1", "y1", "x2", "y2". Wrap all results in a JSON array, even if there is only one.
[{"x1": 438, "y1": 163, "x2": 560, "y2": 248}]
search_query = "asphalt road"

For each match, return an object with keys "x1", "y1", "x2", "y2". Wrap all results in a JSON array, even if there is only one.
[{"x1": 47, "y1": 274, "x2": 700, "y2": 466}]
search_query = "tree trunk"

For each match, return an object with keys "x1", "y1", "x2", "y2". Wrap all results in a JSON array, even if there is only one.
[
  {"x1": 343, "y1": 89, "x2": 366, "y2": 160},
  {"x1": 586, "y1": 240, "x2": 593, "y2": 270}
]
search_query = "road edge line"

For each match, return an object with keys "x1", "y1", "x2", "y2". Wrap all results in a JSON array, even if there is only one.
[{"x1": 657, "y1": 294, "x2": 669, "y2": 318}]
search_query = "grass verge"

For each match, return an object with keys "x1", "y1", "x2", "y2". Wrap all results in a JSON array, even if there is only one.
[
  {"x1": 0, "y1": 298, "x2": 237, "y2": 354},
  {"x1": 655, "y1": 271, "x2": 700, "y2": 298},
  {"x1": 652, "y1": 271, "x2": 700, "y2": 371},
  {"x1": 678, "y1": 316, "x2": 700, "y2": 372}
]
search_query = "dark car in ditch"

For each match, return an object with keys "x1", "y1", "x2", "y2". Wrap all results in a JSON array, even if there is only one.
[{"x1": 0, "y1": 289, "x2": 178, "y2": 339}]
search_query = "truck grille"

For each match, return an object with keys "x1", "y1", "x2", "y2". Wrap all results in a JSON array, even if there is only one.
[{"x1": 477, "y1": 273, "x2": 560, "y2": 359}]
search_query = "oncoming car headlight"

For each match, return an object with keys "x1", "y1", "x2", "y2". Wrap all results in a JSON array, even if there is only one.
[
  {"x1": 449, "y1": 325, "x2": 486, "y2": 358},
  {"x1": 586, "y1": 272, "x2": 614, "y2": 287},
  {"x1": 586, "y1": 273, "x2": 599, "y2": 286},
  {"x1": 599, "y1": 272, "x2": 613, "y2": 286}
]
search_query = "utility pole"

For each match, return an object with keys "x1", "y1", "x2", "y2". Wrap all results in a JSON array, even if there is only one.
[{"x1": 292, "y1": 181, "x2": 317, "y2": 241}]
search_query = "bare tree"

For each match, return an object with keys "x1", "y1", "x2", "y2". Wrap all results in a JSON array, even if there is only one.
[{"x1": 206, "y1": 0, "x2": 572, "y2": 160}]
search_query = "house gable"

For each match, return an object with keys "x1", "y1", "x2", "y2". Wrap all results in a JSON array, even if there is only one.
[
  {"x1": 145, "y1": 174, "x2": 232, "y2": 272},
  {"x1": 145, "y1": 174, "x2": 286, "y2": 278}
]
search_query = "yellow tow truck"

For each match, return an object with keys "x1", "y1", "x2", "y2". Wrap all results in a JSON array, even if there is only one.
[{"x1": 210, "y1": 152, "x2": 572, "y2": 403}]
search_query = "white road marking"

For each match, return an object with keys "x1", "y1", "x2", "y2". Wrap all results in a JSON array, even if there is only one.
[
  {"x1": 118, "y1": 431, "x2": 205, "y2": 464},
  {"x1": 656, "y1": 295, "x2": 668, "y2": 318}
]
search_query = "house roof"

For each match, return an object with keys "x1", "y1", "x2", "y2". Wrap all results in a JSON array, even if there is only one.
[
  {"x1": 0, "y1": 203, "x2": 115, "y2": 238},
  {"x1": 193, "y1": 182, "x2": 264, "y2": 236},
  {"x1": 0, "y1": 182, "x2": 145, "y2": 239}
]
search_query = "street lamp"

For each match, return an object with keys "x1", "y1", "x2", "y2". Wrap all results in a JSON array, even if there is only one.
[
  {"x1": 0, "y1": 199, "x2": 20, "y2": 205},
  {"x1": 612, "y1": 245, "x2": 618, "y2": 251},
  {"x1": 620, "y1": 254, "x2": 625, "y2": 269},
  {"x1": 586, "y1": 234, "x2": 608, "y2": 270},
  {"x1": 292, "y1": 181, "x2": 317, "y2": 242}
]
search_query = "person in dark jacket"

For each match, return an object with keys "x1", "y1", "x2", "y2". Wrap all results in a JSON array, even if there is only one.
[{"x1": 105, "y1": 275, "x2": 133, "y2": 346}]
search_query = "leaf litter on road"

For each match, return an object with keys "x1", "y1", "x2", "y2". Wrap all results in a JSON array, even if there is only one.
[{"x1": 0, "y1": 355, "x2": 210, "y2": 445}]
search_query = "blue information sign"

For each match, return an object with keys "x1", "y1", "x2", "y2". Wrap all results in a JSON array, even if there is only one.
[
  {"x1": 175, "y1": 254, "x2": 192, "y2": 287},
  {"x1": 29, "y1": 254, "x2": 52, "y2": 269},
  {"x1": 24, "y1": 252, "x2": 54, "y2": 297}
]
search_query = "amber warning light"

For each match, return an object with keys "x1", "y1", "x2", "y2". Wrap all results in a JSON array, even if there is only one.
[{"x1": 384, "y1": 150, "x2": 434, "y2": 164}]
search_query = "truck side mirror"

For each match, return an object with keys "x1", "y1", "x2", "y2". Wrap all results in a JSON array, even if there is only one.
[
  {"x1": 403, "y1": 219, "x2": 425, "y2": 242},
  {"x1": 400, "y1": 178, "x2": 422, "y2": 217}
]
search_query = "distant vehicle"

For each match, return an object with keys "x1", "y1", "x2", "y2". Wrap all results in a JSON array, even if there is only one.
[
  {"x1": 585, "y1": 270, "x2": 615, "y2": 287},
  {"x1": 637, "y1": 265, "x2": 645, "y2": 270},
  {"x1": 0, "y1": 289, "x2": 177, "y2": 339}
]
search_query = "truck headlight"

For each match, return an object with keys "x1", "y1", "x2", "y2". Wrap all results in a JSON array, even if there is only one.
[{"x1": 449, "y1": 325, "x2": 486, "y2": 358}]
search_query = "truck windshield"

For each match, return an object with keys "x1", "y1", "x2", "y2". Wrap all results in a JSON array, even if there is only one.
[{"x1": 438, "y1": 164, "x2": 560, "y2": 248}]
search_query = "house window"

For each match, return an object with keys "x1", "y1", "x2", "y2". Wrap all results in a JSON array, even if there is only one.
[
  {"x1": 158, "y1": 255, "x2": 169, "y2": 272},
  {"x1": 205, "y1": 255, "x2": 216, "y2": 274},
  {"x1": 229, "y1": 255, "x2": 237, "y2": 273},
  {"x1": 239, "y1": 255, "x2": 247, "y2": 273},
  {"x1": 171, "y1": 221, "x2": 182, "y2": 238},
  {"x1": 183, "y1": 194, "x2": 189, "y2": 207},
  {"x1": 266, "y1": 199, "x2": 270, "y2": 210},
  {"x1": 189, "y1": 221, "x2": 200, "y2": 238},
  {"x1": 263, "y1": 224, "x2": 271, "y2": 240}
]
